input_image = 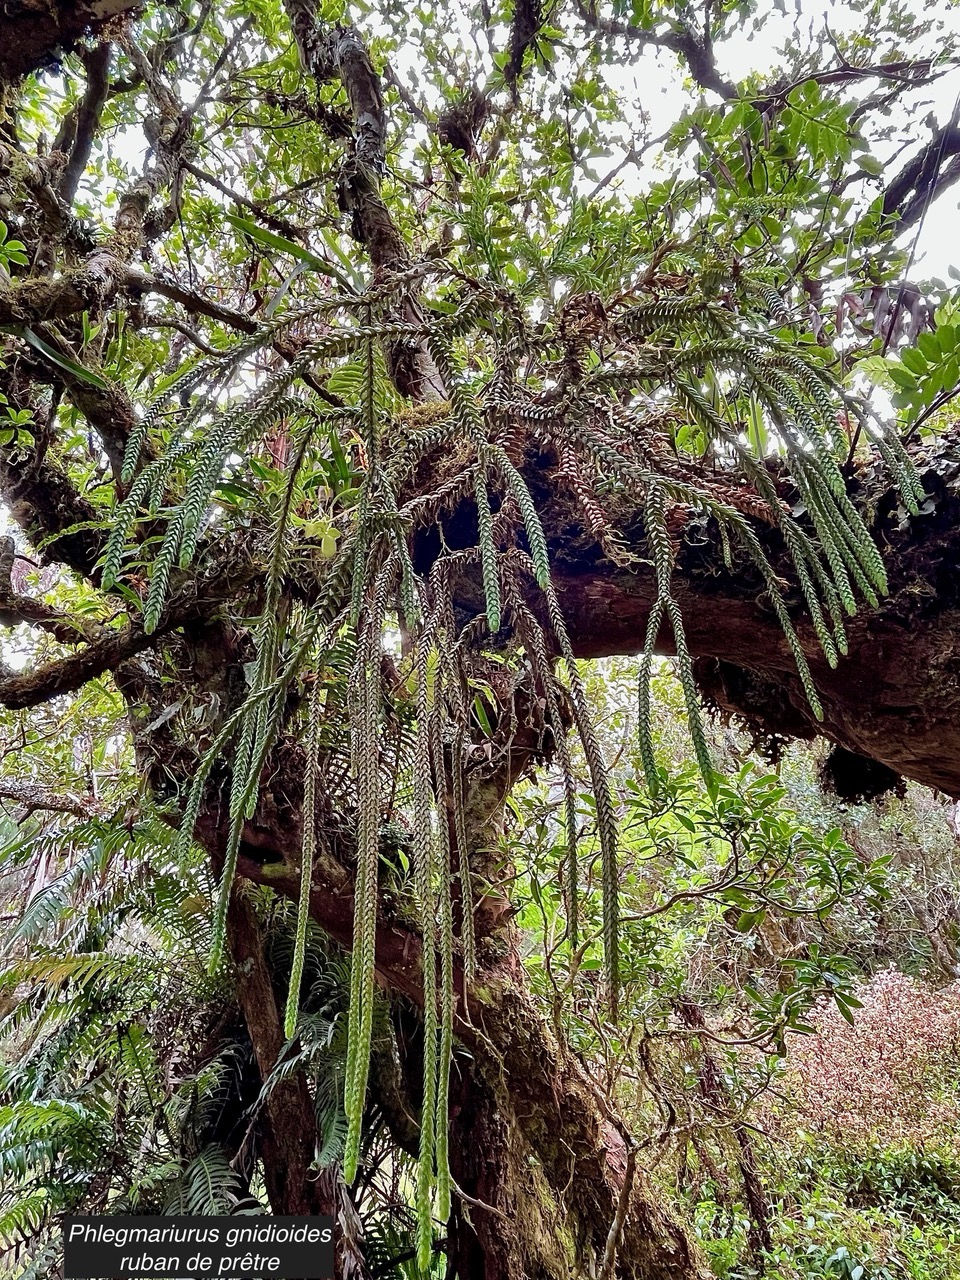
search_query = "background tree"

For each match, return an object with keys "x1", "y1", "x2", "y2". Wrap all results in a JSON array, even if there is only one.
[{"x1": 2, "y1": 0, "x2": 960, "y2": 1275}]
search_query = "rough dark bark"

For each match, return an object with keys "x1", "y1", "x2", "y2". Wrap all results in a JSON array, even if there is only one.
[
  {"x1": 519, "y1": 434, "x2": 960, "y2": 797},
  {"x1": 446, "y1": 1050, "x2": 592, "y2": 1280},
  {"x1": 281, "y1": 0, "x2": 446, "y2": 401},
  {"x1": 881, "y1": 119, "x2": 960, "y2": 230},
  {"x1": 0, "y1": 374, "x2": 105, "y2": 579},
  {"x1": 0, "y1": 0, "x2": 139, "y2": 83},
  {"x1": 226, "y1": 890, "x2": 369, "y2": 1278},
  {"x1": 226, "y1": 889, "x2": 333, "y2": 1217}
]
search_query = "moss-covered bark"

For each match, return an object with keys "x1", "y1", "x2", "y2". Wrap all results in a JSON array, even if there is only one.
[
  {"x1": 508, "y1": 430, "x2": 960, "y2": 798},
  {"x1": 0, "y1": 0, "x2": 140, "y2": 84}
]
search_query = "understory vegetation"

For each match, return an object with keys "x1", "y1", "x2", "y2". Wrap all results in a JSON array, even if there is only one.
[
  {"x1": 510, "y1": 667, "x2": 960, "y2": 1280},
  {"x1": 4, "y1": 664, "x2": 960, "y2": 1278}
]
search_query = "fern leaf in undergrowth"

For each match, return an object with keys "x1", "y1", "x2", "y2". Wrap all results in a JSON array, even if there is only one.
[{"x1": 165, "y1": 1147, "x2": 246, "y2": 1216}]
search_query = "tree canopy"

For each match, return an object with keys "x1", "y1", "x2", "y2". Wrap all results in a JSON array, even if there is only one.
[{"x1": 2, "y1": 0, "x2": 960, "y2": 1275}]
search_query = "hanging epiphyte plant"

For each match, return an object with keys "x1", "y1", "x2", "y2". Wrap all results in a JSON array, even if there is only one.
[{"x1": 105, "y1": 240, "x2": 924, "y2": 1250}]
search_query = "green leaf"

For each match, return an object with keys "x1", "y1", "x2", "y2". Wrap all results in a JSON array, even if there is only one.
[
  {"x1": 856, "y1": 154, "x2": 884, "y2": 177},
  {"x1": 918, "y1": 330, "x2": 941, "y2": 361},
  {"x1": 886, "y1": 364, "x2": 918, "y2": 391},
  {"x1": 735, "y1": 908, "x2": 766, "y2": 931},
  {"x1": 834, "y1": 997, "x2": 857, "y2": 1026},
  {"x1": 472, "y1": 693, "x2": 493, "y2": 736},
  {"x1": 900, "y1": 346, "x2": 927, "y2": 375},
  {"x1": 936, "y1": 324, "x2": 958, "y2": 356},
  {"x1": 224, "y1": 213, "x2": 357, "y2": 292},
  {"x1": 2, "y1": 242, "x2": 28, "y2": 266},
  {"x1": 17, "y1": 329, "x2": 109, "y2": 389}
]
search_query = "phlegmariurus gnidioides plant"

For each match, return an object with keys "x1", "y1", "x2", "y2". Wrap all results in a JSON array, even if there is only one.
[{"x1": 106, "y1": 260, "x2": 925, "y2": 1251}]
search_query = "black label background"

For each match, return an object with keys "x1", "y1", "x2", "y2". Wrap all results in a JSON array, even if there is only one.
[{"x1": 63, "y1": 1215, "x2": 334, "y2": 1279}]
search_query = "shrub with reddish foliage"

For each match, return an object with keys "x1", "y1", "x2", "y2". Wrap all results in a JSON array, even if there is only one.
[{"x1": 772, "y1": 967, "x2": 960, "y2": 1152}]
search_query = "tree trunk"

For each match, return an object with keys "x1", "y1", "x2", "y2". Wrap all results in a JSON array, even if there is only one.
[
  {"x1": 226, "y1": 889, "x2": 332, "y2": 1217},
  {"x1": 221, "y1": 785, "x2": 707, "y2": 1280},
  {"x1": 226, "y1": 888, "x2": 369, "y2": 1279}
]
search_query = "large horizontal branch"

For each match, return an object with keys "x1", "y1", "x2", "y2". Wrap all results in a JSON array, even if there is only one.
[
  {"x1": 0, "y1": 256, "x2": 255, "y2": 334},
  {"x1": 0, "y1": 0, "x2": 140, "y2": 82},
  {"x1": 523, "y1": 436, "x2": 960, "y2": 797},
  {"x1": 0, "y1": 536, "x2": 101, "y2": 644},
  {"x1": 0, "y1": 778, "x2": 103, "y2": 818},
  {"x1": 0, "y1": 549, "x2": 257, "y2": 710},
  {"x1": 0, "y1": 619, "x2": 161, "y2": 709},
  {"x1": 0, "y1": 592, "x2": 99, "y2": 644},
  {"x1": 0, "y1": 258, "x2": 132, "y2": 326},
  {"x1": 389, "y1": 421, "x2": 960, "y2": 797}
]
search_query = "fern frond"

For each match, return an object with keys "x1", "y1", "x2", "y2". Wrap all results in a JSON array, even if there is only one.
[
  {"x1": 342, "y1": 558, "x2": 389, "y2": 1183},
  {"x1": 474, "y1": 458, "x2": 502, "y2": 633},
  {"x1": 284, "y1": 674, "x2": 325, "y2": 1039},
  {"x1": 412, "y1": 642, "x2": 439, "y2": 1271}
]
